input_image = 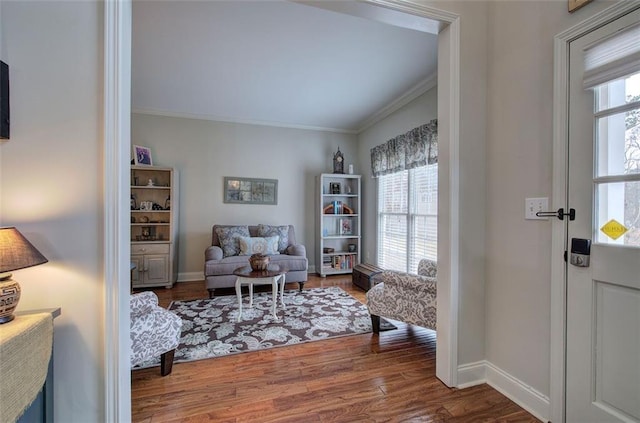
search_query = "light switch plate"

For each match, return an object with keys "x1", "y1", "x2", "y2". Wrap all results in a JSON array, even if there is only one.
[{"x1": 525, "y1": 197, "x2": 549, "y2": 220}]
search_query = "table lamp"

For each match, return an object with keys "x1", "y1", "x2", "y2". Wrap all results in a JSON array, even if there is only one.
[{"x1": 0, "y1": 227, "x2": 48, "y2": 324}]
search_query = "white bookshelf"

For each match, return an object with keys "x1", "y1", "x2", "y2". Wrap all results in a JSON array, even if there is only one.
[{"x1": 315, "y1": 173, "x2": 361, "y2": 277}]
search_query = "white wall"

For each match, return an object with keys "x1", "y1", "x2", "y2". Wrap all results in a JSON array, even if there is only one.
[
  {"x1": 399, "y1": 3, "x2": 615, "y2": 418},
  {"x1": 132, "y1": 113, "x2": 358, "y2": 276},
  {"x1": 0, "y1": 1, "x2": 105, "y2": 421},
  {"x1": 483, "y1": 0, "x2": 614, "y2": 400},
  {"x1": 357, "y1": 87, "x2": 437, "y2": 264},
  {"x1": 416, "y1": 0, "x2": 490, "y2": 373}
]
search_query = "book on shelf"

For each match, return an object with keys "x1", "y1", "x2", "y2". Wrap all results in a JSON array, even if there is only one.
[
  {"x1": 323, "y1": 201, "x2": 344, "y2": 214},
  {"x1": 329, "y1": 254, "x2": 356, "y2": 270}
]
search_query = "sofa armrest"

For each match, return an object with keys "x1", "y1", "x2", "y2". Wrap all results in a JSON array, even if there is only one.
[
  {"x1": 130, "y1": 291, "x2": 159, "y2": 316},
  {"x1": 205, "y1": 245, "x2": 223, "y2": 261},
  {"x1": 373, "y1": 270, "x2": 436, "y2": 297},
  {"x1": 286, "y1": 243, "x2": 306, "y2": 257}
]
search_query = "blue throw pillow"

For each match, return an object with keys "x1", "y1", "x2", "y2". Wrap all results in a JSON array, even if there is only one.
[
  {"x1": 238, "y1": 236, "x2": 280, "y2": 256},
  {"x1": 216, "y1": 226, "x2": 250, "y2": 257},
  {"x1": 257, "y1": 224, "x2": 289, "y2": 253}
]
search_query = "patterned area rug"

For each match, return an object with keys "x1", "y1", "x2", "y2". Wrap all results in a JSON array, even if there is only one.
[{"x1": 137, "y1": 286, "x2": 378, "y2": 368}]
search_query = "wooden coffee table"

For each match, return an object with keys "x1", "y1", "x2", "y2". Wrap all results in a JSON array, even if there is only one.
[{"x1": 233, "y1": 264, "x2": 288, "y2": 321}]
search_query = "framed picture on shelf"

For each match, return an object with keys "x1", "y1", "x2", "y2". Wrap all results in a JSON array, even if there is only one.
[
  {"x1": 339, "y1": 218, "x2": 352, "y2": 235},
  {"x1": 133, "y1": 145, "x2": 153, "y2": 166},
  {"x1": 329, "y1": 182, "x2": 341, "y2": 194}
]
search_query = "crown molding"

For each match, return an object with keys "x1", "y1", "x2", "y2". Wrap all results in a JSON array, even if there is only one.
[
  {"x1": 363, "y1": 0, "x2": 459, "y2": 25},
  {"x1": 357, "y1": 72, "x2": 437, "y2": 133},
  {"x1": 131, "y1": 108, "x2": 358, "y2": 135},
  {"x1": 133, "y1": 72, "x2": 437, "y2": 136}
]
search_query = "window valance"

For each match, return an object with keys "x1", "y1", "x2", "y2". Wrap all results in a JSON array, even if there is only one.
[{"x1": 370, "y1": 119, "x2": 437, "y2": 178}]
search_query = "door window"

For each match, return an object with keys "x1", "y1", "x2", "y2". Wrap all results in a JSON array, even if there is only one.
[{"x1": 594, "y1": 71, "x2": 640, "y2": 246}]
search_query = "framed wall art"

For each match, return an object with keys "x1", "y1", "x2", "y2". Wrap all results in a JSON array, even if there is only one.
[{"x1": 224, "y1": 177, "x2": 278, "y2": 205}]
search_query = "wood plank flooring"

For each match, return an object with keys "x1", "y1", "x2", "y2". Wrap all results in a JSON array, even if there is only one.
[{"x1": 132, "y1": 275, "x2": 540, "y2": 422}]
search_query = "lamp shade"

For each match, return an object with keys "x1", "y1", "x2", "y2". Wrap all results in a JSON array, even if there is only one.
[{"x1": 0, "y1": 227, "x2": 48, "y2": 273}]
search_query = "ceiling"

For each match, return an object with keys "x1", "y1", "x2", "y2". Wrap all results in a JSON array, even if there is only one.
[{"x1": 131, "y1": 1, "x2": 439, "y2": 134}]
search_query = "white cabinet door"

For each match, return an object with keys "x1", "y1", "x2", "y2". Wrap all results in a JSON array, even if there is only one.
[{"x1": 144, "y1": 254, "x2": 169, "y2": 284}]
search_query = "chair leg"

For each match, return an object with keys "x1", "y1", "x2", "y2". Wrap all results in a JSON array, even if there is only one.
[
  {"x1": 298, "y1": 282, "x2": 305, "y2": 292},
  {"x1": 160, "y1": 349, "x2": 176, "y2": 376},
  {"x1": 207, "y1": 288, "x2": 216, "y2": 299},
  {"x1": 371, "y1": 315, "x2": 380, "y2": 334}
]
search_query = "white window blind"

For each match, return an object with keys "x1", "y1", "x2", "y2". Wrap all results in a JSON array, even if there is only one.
[
  {"x1": 584, "y1": 22, "x2": 640, "y2": 89},
  {"x1": 377, "y1": 164, "x2": 437, "y2": 274}
]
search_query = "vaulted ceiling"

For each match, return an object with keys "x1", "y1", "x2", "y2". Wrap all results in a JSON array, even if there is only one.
[{"x1": 131, "y1": 1, "x2": 438, "y2": 133}]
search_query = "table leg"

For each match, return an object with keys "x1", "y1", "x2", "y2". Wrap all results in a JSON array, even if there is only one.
[
  {"x1": 248, "y1": 282, "x2": 254, "y2": 308},
  {"x1": 235, "y1": 277, "x2": 243, "y2": 322},
  {"x1": 271, "y1": 277, "x2": 278, "y2": 319},
  {"x1": 278, "y1": 274, "x2": 286, "y2": 309}
]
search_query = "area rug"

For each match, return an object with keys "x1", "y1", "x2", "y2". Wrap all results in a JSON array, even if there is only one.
[{"x1": 136, "y1": 286, "x2": 383, "y2": 369}]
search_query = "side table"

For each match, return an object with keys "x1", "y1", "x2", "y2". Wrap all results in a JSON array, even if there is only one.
[
  {"x1": 4, "y1": 308, "x2": 61, "y2": 423},
  {"x1": 233, "y1": 265, "x2": 287, "y2": 321}
]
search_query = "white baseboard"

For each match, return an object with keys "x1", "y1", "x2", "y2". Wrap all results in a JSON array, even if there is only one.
[
  {"x1": 177, "y1": 271, "x2": 204, "y2": 282},
  {"x1": 457, "y1": 360, "x2": 549, "y2": 422},
  {"x1": 457, "y1": 360, "x2": 487, "y2": 388}
]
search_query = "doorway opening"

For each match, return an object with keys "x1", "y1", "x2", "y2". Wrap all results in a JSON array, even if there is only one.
[{"x1": 104, "y1": 1, "x2": 461, "y2": 419}]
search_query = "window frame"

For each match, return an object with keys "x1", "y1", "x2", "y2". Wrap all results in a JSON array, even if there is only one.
[
  {"x1": 376, "y1": 164, "x2": 437, "y2": 273},
  {"x1": 593, "y1": 72, "x2": 640, "y2": 246}
]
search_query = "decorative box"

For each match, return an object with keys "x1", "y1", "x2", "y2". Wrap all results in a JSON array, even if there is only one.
[{"x1": 352, "y1": 263, "x2": 384, "y2": 291}]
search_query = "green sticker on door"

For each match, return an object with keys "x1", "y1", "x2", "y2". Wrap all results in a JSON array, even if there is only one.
[{"x1": 600, "y1": 219, "x2": 628, "y2": 240}]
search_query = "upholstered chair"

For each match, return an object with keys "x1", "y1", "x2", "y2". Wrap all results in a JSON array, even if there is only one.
[
  {"x1": 130, "y1": 291, "x2": 182, "y2": 376},
  {"x1": 366, "y1": 259, "x2": 437, "y2": 333},
  {"x1": 417, "y1": 258, "x2": 437, "y2": 278}
]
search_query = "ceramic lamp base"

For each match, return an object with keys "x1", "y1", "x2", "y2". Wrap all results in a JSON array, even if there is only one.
[{"x1": 0, "y1": 273, "x2": 20, "y2": 324}]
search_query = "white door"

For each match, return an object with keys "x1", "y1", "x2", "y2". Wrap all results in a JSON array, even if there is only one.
[{"x1": 567, "y1": 8, "x2": 640, "y2": 422}]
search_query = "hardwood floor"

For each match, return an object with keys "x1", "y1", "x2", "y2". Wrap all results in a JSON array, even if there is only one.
[{"x1": 132, "y1": 275, "x2": 540, "y2": 422}]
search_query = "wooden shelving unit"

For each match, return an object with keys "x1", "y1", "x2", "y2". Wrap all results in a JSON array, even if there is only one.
[{"x1": 130, "y1": 165, "x2": 178, "y2": 289}]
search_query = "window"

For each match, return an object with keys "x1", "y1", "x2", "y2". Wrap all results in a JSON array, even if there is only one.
[
  {"x1": 594, "y1": 71, "x2": 640, "y2": 246},
  {"x1": 377, "y1": 164, "x2": 437, "y2": 273}
]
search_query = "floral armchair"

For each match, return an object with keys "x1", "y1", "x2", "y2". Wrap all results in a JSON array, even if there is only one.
[
  {"x1": 130, "y1": 291, "x2": 182, "y2": 376},
  {"x1": 366, "y1": 259, "x2": 437, "y2": 333}
]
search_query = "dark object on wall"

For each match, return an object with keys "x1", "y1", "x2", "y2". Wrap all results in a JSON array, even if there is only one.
[{"x1": 0, "y1": 61, "x2": 9, "y2": 139}]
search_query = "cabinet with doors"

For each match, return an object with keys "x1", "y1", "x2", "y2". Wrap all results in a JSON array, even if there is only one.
[
  {"x1": 130, "y1": 165, "x2": 179, "y2": 288},
  {"x1": 315, "y1": 173, "x2": 361, "y2": 277}
]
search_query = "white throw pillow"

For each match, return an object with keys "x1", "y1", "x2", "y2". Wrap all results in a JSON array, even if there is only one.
[{"x1": 238, "y1": 236, "x2": 280, "y2": 256}]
